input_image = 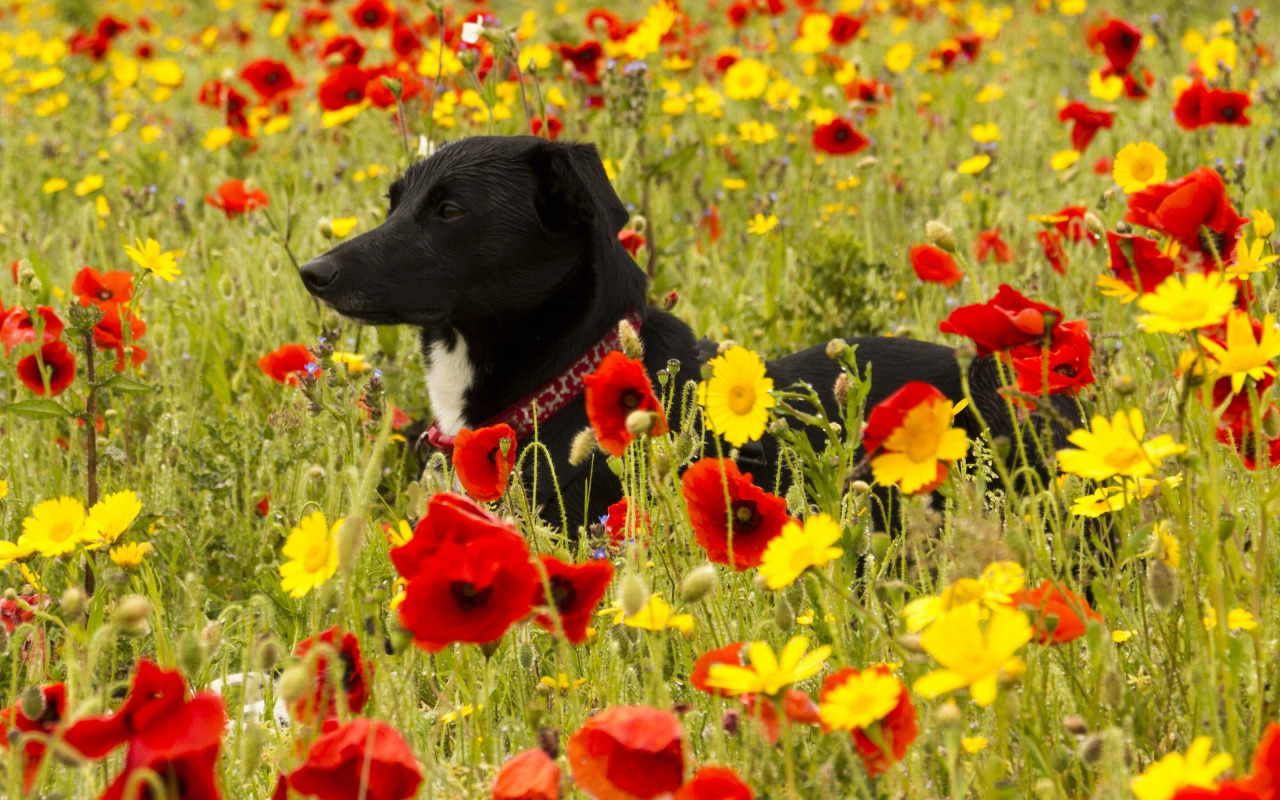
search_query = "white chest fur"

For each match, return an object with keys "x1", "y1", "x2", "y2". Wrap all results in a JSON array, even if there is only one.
[{"x1": 424, "y1": 333, "x2": 474, "y2": 436}]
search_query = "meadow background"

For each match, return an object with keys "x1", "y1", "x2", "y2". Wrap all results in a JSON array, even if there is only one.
[{"x1": 0, "y1": 0, "x2": 1277, "y2": 798}]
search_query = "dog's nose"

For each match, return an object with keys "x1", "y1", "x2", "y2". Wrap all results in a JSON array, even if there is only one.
[{"x1": 299, "y1": 257, "x2": 338, "y2": 292}]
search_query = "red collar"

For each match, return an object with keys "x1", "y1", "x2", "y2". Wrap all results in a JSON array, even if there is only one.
[{"x1": 425, "y1": 311, "x2": 643, "y2": 454}]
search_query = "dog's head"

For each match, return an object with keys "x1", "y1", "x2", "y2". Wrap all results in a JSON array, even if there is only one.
[{"x1": 299, "y1": 136, "x2": 638, "y2": 331}]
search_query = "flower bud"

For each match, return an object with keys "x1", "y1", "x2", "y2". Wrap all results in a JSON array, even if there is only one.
[
  {"x1": 254, "y1": 635, "x2": 284, "y2": 672},
  {"x1": 202, "y1": 621, "x2": 224, "y2": 653},
  {"x1": 20, "y1": 685, "x2": 45, "y2": 721},
  {"x1": 934, "y1": 702, "x2": 963, "y2": 729},
  {"x1": 1084, "y1": 212, "x2": 1106, "y2": 238},
  {"x1": 176, "y1": 630, "x2": 207, "y2": 679},
  {"x1": 926, "y1": 220, "x2": 957, "y2": 253},
  {"x1": 680, "y1": 565, "x2": 718, "y2": 605},
  {"x1": 569, "y1": 428, "x2": 597, "y2": 466},
  {"x1": 517, "y1": 643, "x2": 536, "y2": 671},
  {"x1": 672, "y1": 431, "x2": 696, "y2": 465},
  {"x1": 1101, "y1": 669, "x2": 1124, "y2": 708},
  {"x1": 773, "y1": 596, "x2": 794, "y2": 629},
  {"x1": 1063, "y1": 715, "x2": 1088, "y2": 736},
  {"x1": 1113, "y1": 375, "x2": 1137, "y2": 396},
  {"x1": 240, "y1": 721, "x2": 264, "y2": 778},
  {"x1": 897, "y1": 633, "x2": 925, "y2": 652},
  {"x1": 0, "y1": 625, "x2": 9, "y2": 657},
  {"x1": 1147, "y1": 561, "x2": 1178, "y2": 610},
  {"x1": 1265, "y1": 411, "x2": 1280, "y2": 439},
  {"x1": 953, "y1": 341, "x2": 977, "y2": 370},
  {"x1": 1216, "y1": 514, "x2": 1236, "y2": 542},
  {"x1": 618, "y1": 319, "x2": 644, "y2": 360},
  {"x1": 870, "y1": 531, "x2": 891, "y2": 563},
  {"x1": 619, "y1": 573, "x2": 648, "y2": 618},
  {"x1": 826, "y1": 338, "x2": 849, "y2": 360},
  {"x1": 479, "y1": 639, "x2": 503, "y2": 659},
  {"x1": 1079, "y1": 734, "x2": 1105, "y2": 765},
  {"x1": 318, "y1": 218, "x2": 335, "y2": 239},
  {"x1": 278, "y1": 664, "x2": 312, "y2": 704},
  {"x1": 833, "y1": 373, "x2": 853, "y2": 407},
  {"x1": 61, "y1": 586, "x2": 87, "y2": 623},
  {"x1": 625, "y1": 410, "x2": 657, "y2": 437},
  {"x1": 113, "y1": 595, "x2": 152, "y2": 637},
  {"x1": 652, "y1": 452, "x2": 672, "y2": 479},
  {"x1": 850, "y1": 480, "x2": 871, "y2": 494},
  {"x1": 336, "y1": 515, "x2": 365, "y2": 577}
]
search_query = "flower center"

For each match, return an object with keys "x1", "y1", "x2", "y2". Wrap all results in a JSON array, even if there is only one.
[
  {"x1": 620, "y1": 389, "x2": 643, "y2": 411},
  {"x1": 303, "y1": 542, "x2": 330, "y2": 573},
  {"x1": 905, "y1": 429, "x2": 942, "y2": 463},
  {"x1": 549, "y1": 575, "x2": 578, "y2": 612},
  {"x1": 1104, "y1": 447, "x2": 1145, "y2": 471},
  {"x1": 450, "y1": 581, "x2": 492, "y2": 611},
  {"x1": 1130, "y1": 158, "x2": 1153, "y2": 182},
  {"x1": 726, "y1": 383, "x2": 756, "y2": 415},
  {"x1": 731, "y1": 499, "x2": 762, "y2": 533},
  {"x1": 48, "y1": 520, "x2": 75, "y2": 543}
]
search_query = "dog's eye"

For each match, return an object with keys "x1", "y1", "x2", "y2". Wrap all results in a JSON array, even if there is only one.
[{"x1": 438, "y1": 202, "x2": 465, "y2": 221}]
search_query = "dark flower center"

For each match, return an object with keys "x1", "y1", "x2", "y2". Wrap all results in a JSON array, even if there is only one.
[
  {"x1": 338, "y1": 650, "x2": 358, "y2": 691},
  {"x1": 620, "y1": 389, "x2": 643, "y2": 410},
  {"x1": 1220, "y1": 106, "x2": 1236, "y2": 120},
  {"x1": 549, "y1": 575, "x2": 578, "y2": 612},
  {"x1": 1119, "y1": 33, "x2": 1135, "y2": 49},
  {"x1": 730, "y1": 499, "x2": 762, "y2": 534},
  {"x1": 266, "y1": 72, "x2": 280, "y2": 84},
  {"x1": 1197, "y1": 228, "x2": 1228, "y2": 258},
  {"x1": 364, "y1": 10, "x2": 380, "y2": 22},
  {"x1": 97, "y1": 289, "x2": 114, "y2": 300},
  {"x1": 344, "y1": 88, "x2": 363, "y2": 102},
  {"x1": 833, "y1": 126, "x2": 849, "y2": 142},
  {"x1": 450, "y1": 581, "x2": 492, "y2": 611}
]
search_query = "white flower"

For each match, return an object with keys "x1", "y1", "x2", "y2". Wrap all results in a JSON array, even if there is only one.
[{"x1": 461, "y1": 21, "x2": 484, "y2": 45}]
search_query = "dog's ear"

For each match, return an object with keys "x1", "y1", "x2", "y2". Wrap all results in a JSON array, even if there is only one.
[{"x1": 529, "y1": 140, "x2": 629, "y2": 237}]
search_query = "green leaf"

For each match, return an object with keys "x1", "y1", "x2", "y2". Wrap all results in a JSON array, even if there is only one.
[
  {"x1": 100, "y1": 375, "x2": 153, "y2": 394},
  {"x1": 3, "y1": 399, "x2": 71, "y2": 419}
]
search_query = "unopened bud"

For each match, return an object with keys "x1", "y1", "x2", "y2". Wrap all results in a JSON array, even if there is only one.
[
  {"x1": 254, "y1": 635, "x2": 284, "y2": 672},
  {"x1": 1114, "y1": 375, "x2": 1137, "y2": 396},
  {"x1": 953, "y1": 341, "x2": 977, "y2": 369},
  {"x1": 825, "y1": 338, "x2": 848, "y2": 360},
  {"x1": 850, "y1": 480, "x2": 871, "y2": 494},
  {"x1": 773, "y1": 596, "x2": 794, "y2": 630},
  {"x1": 113, "y1": 595, "x2": 152, "y2": 636},
  {"x1": 1217, "y1": 514, "x2": 1236, "y2": 542},
  {"x1": 379, "y1": 76, "x2": 403, "y2": 99},
  {"x1": 202, "y1": 621, "x2": 224, "y2": 652},
  {"x1": 625, "y1": 410, "x2": 657, "y2": 437},
  {"x1": 61, "y1": 586, "x2": 87, "y2": 623},
  {"x1": 926, "y1": 220, "x2": 957, "y2": 253},
  {"x1": 680, "y1": 565, "x2": 718, "y2": 605},
  {"x1": 479, "y1": 639, "x2": 502, "y2": 659},
  {"x1": 1084, "y1": 212, "x2": 1105, "y2": 238},
  {"x1": 336, "y1": 516, "x2": 364, "y2": 576},
  {"x1": 618, "y1": 319, "x2": 644, "y2": 360},
  {"x1": 176, "y1": 630, "x2": 206, "y2": 679},
  {"x1": 0, "y1": 625, "x2": 9, "y2": 657},
  {"x1": 318, "y1": 218, "x2": 335, "y2": 239},
  {"x1": 1265, "y1": 411, "x2": 1280, "y2": 439},
  {"x1": 833, "y1": 373, "x2": 852, "y2": 407},
  {"x1": 897, "y1": 633, "x2": 924, "y2": 653},
  {"x1": 1101, "y1": 669, "x2": 1124, "y2": 708},
  {"x1": 1063, "y1": 715, "x2": 1088, "y2": 736},
  {"x1": 278, "y1": 664, "x2": 312, "y2": 704},
  {"x1": 240, "y1": 722, "x2": 264, "y2": 778},
  {"x1": 1147, "y1": 561, "x2": 1178, "y2": 610},
  {"x1": 934, "y1": 702, "x2": 963, "y2": 728},
  {"x1": 1034, "y1": 778, "x2": 1057, "y2": 799},
  {"x1": 20, "y1": 686, "x2": 45, "y2": 721},
  {"x1": 619, "y1": 573, "x2": 649, "y2": 618},
  {"x1": 569, "y1": 428, "x2": 598, "y2": 466},
  {"x1": 1079, "y1": 734, "x2": 1105, "y2": 765},
  {"x1": 517, "y1": 643, "x2": 536, "y2": 671},
  {"x1": 672, "y1": 431, "x2": 696, "y2": 464},
  {"x1": 652, "y1": 452, "x2": 672, "y2": 478},
  {"x1": 870, "y1": 531, "x2": 891, "y2": 563},
  {"x1": 855, "y1": 155, "x2": 879, "y2": 169}
]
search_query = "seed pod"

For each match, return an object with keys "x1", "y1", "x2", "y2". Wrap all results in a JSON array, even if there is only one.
[
  {"x1": 773, "y1": 595, "x2": 794, "y2": 630},
  {"x1": 619, "y1": 573, "x2": 648, "y2": 618},
  {"x1": 278, "y1": 664, "x2": 312, "y2": 704},
  {"x1": 1063, "y1": 715, "x2": 1088, "y2": 736},
  {"x1": 113, "y1": 595, "x2": 152, "y2": 637},
  {"x1": 680, "y1": 565, "x2": 718, "y2": 605},
  {"x1": 926, "y1": 220, "x2": 957, "y2": 253},
  {"x1": 1147, "y1": 561, "x2": 1178, "y2": 610},
  {"x1": 833, "y1": 373, "x2": 853, "y2": 407},
  {"x1": 20, "y1": 686, "x2": 45, "y2": 721},
  {"x1": 60, "y1": 587, "x2": 87, "y2": 623},
  {"x1": 254, "y1": 635, "x2": 284, "y2": 673},
  {"x1": 569, "y1": 428, "x2": 598, "y2": 466}
]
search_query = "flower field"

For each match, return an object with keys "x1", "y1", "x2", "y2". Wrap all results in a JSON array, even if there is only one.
[{"x1": 2, "y1": 0, "x2": 1279, "y2": 798}]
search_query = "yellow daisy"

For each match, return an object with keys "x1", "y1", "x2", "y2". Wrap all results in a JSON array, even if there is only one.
[
  {"x1": 123, "y1": 237, "x2": 182, "y2": 282},
  {"x1": 818, "y1": 668, "x2": 903, "y2": 731},
  {"x1": 1135, "y1": 272, "x2": 1236, "y2": 333},
  {"x1": 912, "y1": 603, "x2": 1032, "y2": 707},
  {"x1": 109, "y1": 541, "x2": 154, "y2": 570},
  {"x1": 706, "y1": 635, "x2": 831, "y2": 697},
  {"x1": 85, "y1": 490, "x2": 143, "y2": 548},
  {"x1": 620, "y1": 595, "x2": 694, "y2": 634},
  {"x1": 1225, "y1": 238, "x2": 1278, "y2": 278},
  {"x1": 757, "y1": 514, "x2": 844, "y2": 590},
  {"x1": 1131, "y1": 737, "x2": 1232, "y2": 800},
  {"x1": 698, "y1": 346, "x2": 774, "y2": 447},
  {"x1": 722, "y1": 58, "x2": 768, "y2": 100},
  {"x1": 902, "y1": 561, "x2": 1026, "y2": 632},
  {"x1": 957, "y1": 154, "x2": 991, "y2": 175},
  {"x1": 1113, "y1": 142, "x2": 1168, "y2": 194},
  {"x1": 1198, "y1": 311, "x2": 1280, "y2": 394},
  {"x1": 870, "y1": 398, "x2": 968, "y2": 494},
  {"x1": 1057, "y1": 409, "x2": 1186, "y2": 481},
  {"x1": 20, "y1": 496, "x2": 94, "y2": 557},
  {"x1": 279, "y1": 511, "x2": 340, "y2": 598}
]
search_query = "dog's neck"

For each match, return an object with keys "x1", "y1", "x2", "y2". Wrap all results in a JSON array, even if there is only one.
[{"x1": 422, "y1": 332, "x2": 474, "y2": 436}]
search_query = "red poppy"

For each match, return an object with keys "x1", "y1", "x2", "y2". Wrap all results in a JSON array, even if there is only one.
[
  {"x1": 391, "y1": 24, "x2": 423, "y2": 60},
  {"x1": 691, "y1": 642, "x2": 746, "y2": 697},
  {"x1": 741, "y1": 689, "x2": 822, "y2": 744},
  {"x1": 365, "y1": 67, "x2": 425, "y2": 108},
  {"x1": 531, "y1": 556, "x2": 615, "y2": 645},
  {"x1": 1094, "y1": 156, "x2": 1114, "y2": 175},
  {"x1": 302, "y1": 6, "x2": 334, "y2": 29},
  {"x1": 0, "y1": 683, "x2": 67, "y2": 792},
  {"x1": 17, "y1": 341, "x2": 76, "y2": 396},
  {"x1": 681, "y1": 458, "x2": 790, "y2": 570},
  {"x1": 531, "y1": 114, "x2": 564, "y2": 140},
  {"x1": 938, "y1": 284, "x2": 1062, "y2": 357},
  {"x1": 72, "y1": 266, "x2": 134, "y2": 308},
  {"x1": 0, "y1": 594, "x2": 40, "y2": 633},
  {"x1": 567, "y1": 705, "x2": 686, "y2": 800},
  {"x1": 974, "y1": 229, "x2": 1014, "y2": 264},
  {"x1": 288, "y1": 718, "x2": 423, "y2": 800},
  {"x1": 94, "y1": 304, "x2": 148, "y2": 371},
  {"x1": 241, "y1": 58, "x2": 299, "y2": 101},
  {"x1": 1200, "y1": 85, "x2": 1251, "y2": 127},
  {"x1": 348, "y1": 0, "x2": 392, "y2": 29},
  {"x1": 1173, "y1": 80, "x2": 1209, "y2": 130},
  {"x1": 258, "y1": 343, "x2": 316, "y2": 385},
  {"x1": 812, "y1": 118, "x2": 870, "y2": 156},
  {"x1": 256, "y1": 494, "x2": 271, "y2": 516},
  {"x1": 1, "y1": 306, "x2": 64, "y2": 355},
  {"x1": 1058, "y1": 102, "x2": 1114, "y2": 152},
  {"x1": 1009, "y1": 579, "x2": 1102, "y2": 645},
  {"x1": 96, "y1": 694, "x2": 225, "y2": 800},
  {"x1": 1037, "y1": 229, "x2": 1069, "y2": 275},
  {"x1": 820, "y1": 666, "x2": 918, "y2": 777},
  {"x1": 492, "y1": 748, "x2": 561, "y2": 800},
  {"x1": 63, "y1": 660, "x2": 189, "y2": 759},
  {"x1": 846, "y1": 79, "x2": 892, "y2": 106},
  {"x1": 205, "y1": 179, "x2": 270, "y2": 218},
  {"x1": 320, "y1": 35, "x2": 366, "y2": 66},
  {"x1": 829, "y1": 13, "x2": 863, "y2": 45},
  {"x1": 318, "y1": 65, "x2": 369, "y2": 111},
  {"x1": 583, "y1": 351, "x2": 668, "y2": 456},
  {"x1": 1216, "y1": 413, "x2": 1280, "y2": 471},
  {"x1": 618, "y1": 228, "x2": 646, "y2": 258},
  {"x1": 292, "y1": 626, "x2": 371, "y2": 725},
  {"x1": 1009, "y1": 319, "x2": 1095, "y2": 398},
  {"x1": 390, "y1": 492, "x2": 499, "y2": 580},
  {"x1": 1233, "y1": 722, "x2": 1280, "y2": 799},
  {"x1": 396, "y1": 500, "x2": 538, "y2": 652},
  {"x1": 557, "y1": 41, "x2": 604, "y2": 84},
  {"x1": 726, "y1": 2, "x2": 751, "y2": 27},
  {"x1": 586, "y1": 8, "x2": 638, "y2": 41},
  {"x1": 675, "y1": 766, "x2": 754, "y2": 800},
  {"x1": 1105, "y1": 232, "x2": 1179, "y2": 295},
  {"x1": 701, "y1": 206, "x2": 722, "y2": 243},
  {"x1": 604, "y1": 497, "x2": 649, "y2": 544},
  {"x1": 453, "y1": 423, "x2": 518, "y2": 502},
  {"x1": 861, "y1": 381, "x2": 948, "y2": 456},
  {"x1": 1124, "y1": 167, "x2": 1248, "y2": 262},
  {"x1": 909, "y1": 244, "x2": 964, "y2": 286},
  {"x1": 1088, "y1": 17, "x2": 1142, "y2": 73}
]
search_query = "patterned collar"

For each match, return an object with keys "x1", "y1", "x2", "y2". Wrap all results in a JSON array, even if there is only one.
[{"x1": 424, "y1": 310, "x2": 644, "y2": 454}]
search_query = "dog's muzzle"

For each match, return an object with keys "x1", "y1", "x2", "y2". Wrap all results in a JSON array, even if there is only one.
[{"x1": 299, "y1": 257, "x2": 339, "y2": 293}]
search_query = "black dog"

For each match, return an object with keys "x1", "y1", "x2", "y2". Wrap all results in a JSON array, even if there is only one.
[{"x1": 299, "y1": 135, "x2": 1074, "y2": 534}]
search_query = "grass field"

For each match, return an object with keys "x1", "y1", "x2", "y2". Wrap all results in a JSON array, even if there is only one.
[{"x1": 1, "y1": 0, "x2": 1279, "y2": 798}]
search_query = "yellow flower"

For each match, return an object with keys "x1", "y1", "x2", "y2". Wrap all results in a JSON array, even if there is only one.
[
  {"x1": 20, "y1": 496, "x2": 94, "y2": 557},
  {"x1": 279, "y1": 511, "x2": 340, "y2": 598},
  {"x1": 1135, "y1": 272, "x2": 1236, "y2": 333},
  {"x1": 332, "y1": 351, "x2": 367, "y2": 374},
  {"x1": 1113, "y1": 142, "x2": 1168, "y2": 194},
  {"x1": 1153, "y1": 520, "x2": 1181, "y2": 569},
  {"x1": 0, "y1": 540, "x2": 37, "y2": 569},
  {"x1": 322, "y1": 101, "x2": 369, "y2": 129},
  {"x1": 85, "y1": 490, "x2": 143, "y2": 548},
  {"x1": 329, "y1": 217, "x2": 358, "y2": 238},
  {"x1": 1198, "y1": 311, "x2": 1280, "y2": 394},
  {"x1": 1254, "y1": 209, "x2": 1276, "y2": 239},
  {"x1": 884, "y1": 42, "x2": 913, "y2": 73},
  {"x1": 42, "y1": 177, "x2": 68, "y2": 194},
  {"x1": 706, "y1": 636, "x2": 831, "y2": 697},
  {"x1": 976, "y1": 84, "x2": 1004, "y2": 103},
  {"x1": 1050, "y1": 150, "x2": 1080, "y2": 171},
  {"x1": 871, "y1": 398, "x2": 968, "y2": 494},
  {"x1": 621, "y1": 595, "x2": 694, "y2": 634},
  {"x1": 1203, "y1": 607, "x2": 1259, "y2": 632},
  {"x1": 970, "y1": 123, "x2": 1001, "y2": 143},
  {"x1": 903, "y1": 561, "x2": 1026, "y2": 632},
  {"x1": 913, "y1": 603, "x2": 1033, "y2": 707},
  {"x1": 757, "y1": 514, "x2": 844, "y2": 590},
  {"x1": 1071, "y1": 475, "x2": 1182, "y2": 517},
  {"x1": 0, "y1": 478, "x2": 7, "y2": 500},
  {"x1": 539, "y1": 673, "x2": 587, "y2": 692},
  {"x1": 1058, "y1": 0, "x2": 1086, "y2": 15},
  {"x1": 109, "y1": 541, "x2": 154, "y2": 570},
  {"x1": 697, "y1": 346, "x2": 774, "y2": 447},
  {"x1": 124, "y1": 237, "x2": 182, "y2": 282},
  {"x1": 961, "y1": 736, "x2": 988, "y2": 753},
  {"x1": 1131, "y1": 737, "x2": 1232, "y2": 800},
  {"x1": 74, "y1": 174, "x2": 104, "y2": 197},
  {"x1": 957, "y1": 154, "x2": 991, "y2": 175},
  {"x1": 1088, "y1": 69, "x2": 1124, "y2": 101},
  {"x1": 1225, "y1": 238, "x2": 1278, "y2": 278},
  {"x1": 1112, "y1": 630, "x2": 1136, "y2": 643},
  {"x1": 1058, "y1": 409, "x2": 1186, "y2": 481},
  {"x1": 790, "y1": 12, "x2": 832, "y2": 54},
  {"x1": 723, "y1": 58, "x2": 769, "y2": 100},
  {"x1": 203, "y1": 127, "x2": 234, "y2": 151},
  {"x1": 722, "y1": 178, "x2": 747, "y2": 190},
  {"x1": 1197, "y1": 37, "x2": 1237, "y2": 81},
  {"x1": 818, "y1": 668, "x2": 903, "y2": 731},
  {"x1": 388, "y1": 520, "x2": 414, "y2": 548}
]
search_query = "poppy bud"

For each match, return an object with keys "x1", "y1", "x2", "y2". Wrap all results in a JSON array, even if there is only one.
[
  {"x1": 1146, "y1": 561, "x2": 1178, "y2": 610},
  {"x1": 336, "y1": 515, "x2": 364, "y2": 577},
  {"x1": 680, "y1": 564, "x2": 718, "y2": 604},
  {"x1": 826, "y1": 338, "x2": 849, "y2": 360},
  {"x1": 306, "y1": 465, "x2": 326, "y2": 481},
  {"x1": 625, "y1": 410, "x2": 657, "y2": 436},
  {"x1": 653, "y1": 452, "x2": 672, "y2": 478},
  {"x1": 672, "y1": 430, "x2": 696, "y2": 465},
  {"x1": 933, "y1": 702, "x2": 962, "y2": 728},
  {"x1": 569, "y1": 428, "x2": 598, "y2": 466},
  {"x1": 773, "y1": 596, "x2": 794, "y2": 629},
  {"x1": 1063, "y1": 715, "x2": 1088, "y2": 736},
  {"x1": 479, "y1": 639, "x2": 502, "y2": 659},
  {"x1": 1034, "y1": 778, "x2": 1057, "y2": 799},
  {"x1": 850, "y1": 480, "x2": 871, "y2": 494},
  {"x1": 953, "y1": 342, "x2": 977, "y2": 370},
  {"x1": 240, "y1": 721, "x2": 264, "y2": 778},
  {"x1": 607, "y1": 456, "x2": 624, "y2": 478},
  {"x1": 1101, "y1": 669, "x2": 1124, "y2": 708},
  {"x1": 379, "y1": 76, "x2": 403, "y2": 100},
  {"x1": 1079, "y1": 734, "x2": 1105, "y2": 765},
  {"x1": 926, "y1": 220, "x2": 957, "y2": 253},
  {"x1": 1267, "y1": 412, "x2": 1280, "y2": 440},
  {"x1": 113, "y1": 595, "x2": 152, "y2": 637},
  {"x1": 517, "y1": 643, "x2": 536, "y2": 671},
  {"x1": 202, "y1": 620, "x2": 224, "y2": 652},
  {"x1": 318, "y1": 217, "x2": 335, "y2": 239},
  {"x1": 618, "y1": 319, "x2": 644, "y2": 359},
  {"x1": 1113, "y1": 375, "x2": 1137, "y2": 396},
  {"x1": 897, "y1": 633, "x2": 924, "y2": 652},
  {"x1": 753, "y1": 573, "x2": 771, "y2": 591},
  {"x1": 20, "y1": 685, "x2": 45, "y2": 721},
  {"x1": 870, "y1": 531, "x2": 891, "y2": 562},
  {"x1": 176, "y1": 630, "x2": 207, "y2": 679},
  {"x1": 254, "y1": 635, "x2": 284, "y2": 672},
  {"x1": 1216, "y1": 514, "x2": 1236, "y2": 542},
  {"x1": 61, "y1": 586, "x2": 87, "y2": 623},
  {"x1": 1084, "y1": 212, "x2": 1105, "y2": 238},
  {"x1": 278, "y1": 664, "x2": 312, "y2": 704},
  {"x1": 855, "y1": 156, "x2": 878, "y2": 169},
  {"x1": 619, "y1": 573, "x2": 648, "y2": 618},
  {"x1": 833, "y1": 373, "x2": 852, "y2": 407}
]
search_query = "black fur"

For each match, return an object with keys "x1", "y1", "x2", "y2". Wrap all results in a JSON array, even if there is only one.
[{"x1": 299, "y1": 135, "x2": 1076, "y2": 533}]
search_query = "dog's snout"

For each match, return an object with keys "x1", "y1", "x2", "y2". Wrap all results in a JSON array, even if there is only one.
[{"x1": 299, "y1": 257, "x2": 339, "y2": 292}]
